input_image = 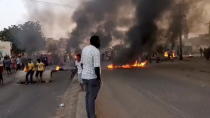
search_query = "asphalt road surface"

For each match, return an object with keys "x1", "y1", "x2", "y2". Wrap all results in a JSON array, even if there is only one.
[
  {"x1": 98, "y1": 61, "x2": 210, "y2": 118},
  {"x1": 0, "y1": 71, "x2": 72, "y2": 118}
]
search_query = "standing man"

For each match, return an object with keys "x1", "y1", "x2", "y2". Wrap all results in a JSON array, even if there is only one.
[
  {"x1": 0, "y1": 60, "x2": 4, "y2": 85},
  {"x1": 36, "y1": 59, "x2": 45, "y2": 83},
  {"x1": 26, "y1": 59, "x2": 35, "y2": 84},
  {"x1": 200, "y1": 48, "x2": 203, "y2": 57},
  {"x1": 75, "y1": 53, "x2": 84, "y2": 91},
  {"x1": 16, "y1": 56, "x2": 22, "y2": 71},
  {"x1": 81, "y1": 35, "x2": 101, "y2": 118},
  {"x1": 3, "y1": 56, "x2": 11, "y2": 75}
]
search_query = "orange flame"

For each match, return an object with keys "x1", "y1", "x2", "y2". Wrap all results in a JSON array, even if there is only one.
[
  {"x1": 164, "y1": 52, "x2": 169, "y2": 57},
  {"x1": 107, "y1": 61, "x2": 148, "y2": 69},
  {"x1": 56, "y1": 66, "x2": 62, "y2": 71},
  {"x1": 164, "y1": 51, "x2": 176, "y2": 58}
]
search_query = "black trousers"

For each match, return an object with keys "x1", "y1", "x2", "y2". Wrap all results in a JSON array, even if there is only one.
[
  {"x1": 36, "y1": 71, "x2": 43, "y2": 80},
  {"x1": 26, "y1": 70, "x2": 34, "y2": 83},
  {"x1": 83, "y1": 79, "x2": 101, "y2": 118},
  {"x1": 0, "y1": 73, "x2": 3, "y2": 84}
]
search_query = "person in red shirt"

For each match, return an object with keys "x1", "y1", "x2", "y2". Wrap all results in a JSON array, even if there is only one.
[{"x1": 0, "y1": 63, "x2": 4, "y2": 85}]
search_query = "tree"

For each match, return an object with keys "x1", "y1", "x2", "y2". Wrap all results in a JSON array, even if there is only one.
[
  {"x1": 0, "y1": 25, "x2": 23, "y2": 54},
  {"x1": 18, "y1": 21, "x2": 46, "y2": 54},
  {"x1": 0, "y1": 21, "x2": 46, "y2": 55}
]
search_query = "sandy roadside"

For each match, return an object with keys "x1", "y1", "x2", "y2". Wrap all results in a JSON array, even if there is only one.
[{"x1": 54, "y1": 77, "x2": 87, "y2": 118}]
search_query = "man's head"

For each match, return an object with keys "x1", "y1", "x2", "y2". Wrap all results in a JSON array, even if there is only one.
[
  {"x1": 28, "y1": 58, "x2": 32, "y2": 62},
  {"x1": 90, "y1": 35, "x2": 100, "y2": 49},
  {"x1": 37, "y1": 59, "x2": 41, "y2": 63},
  {"x1": 76, "y1": 54, "x2": 81, "y2": 62}
]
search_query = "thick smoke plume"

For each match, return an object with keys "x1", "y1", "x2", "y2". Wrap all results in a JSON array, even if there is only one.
[
  {"x1": 68, "y1": 0, "x2": 210, "y2": 64},
  {"x1": 23, "y1": 0, "x2": 78, "y2": 39},
  {"x1": 23, "y1": 0, "x2": 210, "y2": 63},
  {"x1": 18, "y1": 22, "x2": 45, "y2": 54},
  {"x1": 118, "y1": 0, "x2": 172, "y2": 63},
  {"x1": 67, "y1": 0, "x2": 133, "y2": 51},
  {"x1": 69, "y1": 0, "x2": 173, "y2": 63}
]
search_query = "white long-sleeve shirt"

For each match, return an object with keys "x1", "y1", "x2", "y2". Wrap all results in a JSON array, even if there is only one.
[{"x1": 81, "y1": 45, "x2": 100, "y2": 80}]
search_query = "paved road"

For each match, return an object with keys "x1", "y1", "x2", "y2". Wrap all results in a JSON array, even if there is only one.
[
  {"x1": 0, "y1": 71, "x2": 72, "y2": 118},
  {"x1": 97, "y1": 61, "x2": 210, "y2": 118}
]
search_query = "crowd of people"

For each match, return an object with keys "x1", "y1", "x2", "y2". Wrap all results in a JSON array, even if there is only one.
[
  {"x1": 0, "y1": 55, "x2": 24, "y2": 85},
  {"x1": 0, "y1": 55, "x2": 47, "y2": 85},
  {"x1": 0, "y1": 35, "x2": 101, "y2": 118},
  {"x1": 2, "y1": 56, "x2": 23, "y2": 74},
  {"x1": 24, "y1": 58, "x2": 46, "y2": 84}
]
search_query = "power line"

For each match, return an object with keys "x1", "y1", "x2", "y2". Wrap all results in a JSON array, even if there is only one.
[{"x1": 29, "y1": 0, "x2": 75, "y2": 8}]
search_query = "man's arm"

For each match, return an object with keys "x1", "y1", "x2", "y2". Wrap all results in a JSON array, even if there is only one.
[
  {"x1": 94, "y1": 50, "x2": 101, "y2": 80},
  {"x1": 94, "y1": 67, "x2": 100, "y2": 80}
]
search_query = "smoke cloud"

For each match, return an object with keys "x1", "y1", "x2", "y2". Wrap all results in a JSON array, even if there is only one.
[
  {"x1": 23, "y1": 0, "x2": 210, "y2": 63},
  {"x1": 67, "y1": 0, "x2": 210, "y2": 64},
  {"x1": 67, "y1": 0, "x2": 133, "y2": 51},
  {"x1": 16, "y1": 21, "x2": 46, "y2": 54},
  {"x1": 120, "y1": 0, "x2": 173, "y2": 63},
  {"x1": 23, "y1": 0, "x2": 78, "y2": 39}
]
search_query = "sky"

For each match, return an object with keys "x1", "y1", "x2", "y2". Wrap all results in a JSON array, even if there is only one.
[
  {"x1": 0, "y1": 0, "x2": 27, "y2": 30},
  {"x1": 0, "y1": 0, "x2": 210, "y2": 39},
  {"x1": 0, "y1": 0, "x2": 79, "y2": 39}
]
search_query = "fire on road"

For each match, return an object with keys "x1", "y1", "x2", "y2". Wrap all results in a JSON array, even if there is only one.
[{"x1": 97, "y1": 62, "x2": 210, "y2": 118}]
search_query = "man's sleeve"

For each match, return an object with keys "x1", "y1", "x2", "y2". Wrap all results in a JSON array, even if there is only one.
[
  {"x1": 80, "y1": 50, "x2": 84, "y2": 69},
  {"x1": 93, "y1": 50, "x2": 100, "y2": 67}
]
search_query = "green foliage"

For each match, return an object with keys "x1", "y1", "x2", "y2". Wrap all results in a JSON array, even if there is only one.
[{"x1": 0, "y1": 21, "x2": 45, "y2": 54}]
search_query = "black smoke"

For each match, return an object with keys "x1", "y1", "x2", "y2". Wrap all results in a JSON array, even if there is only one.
[
  {"x1": 68, "y1": 0, "x2": 210, "y2": 64},
  {"x1": 67, "y1": 0, "x2": 131, "y2": 51},
  {"x1": 114, "y1": 0, "x2": 173, "y2": 64}
]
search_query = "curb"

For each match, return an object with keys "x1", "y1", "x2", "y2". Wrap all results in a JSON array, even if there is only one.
[
  {"x1": 54, "y1": 76, "x2": 87, "y2": 118},
  {"x1": 76, "y1": 92, "x2": 87, "y2": 118}
]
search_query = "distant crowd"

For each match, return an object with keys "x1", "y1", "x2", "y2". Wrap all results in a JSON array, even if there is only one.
[{"x1": 0, "y1": 55, "x2": 48, "y2": 85}]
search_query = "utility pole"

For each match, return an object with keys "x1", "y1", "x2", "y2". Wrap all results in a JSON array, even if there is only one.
[
  {"x1": 178, "y1": 1, "x2": 185, "y2": 60},
  {"x1": 29, "y1": 0, "x2": 75, "y2": 8},
  {"x1": 208, "y1": 21, "x2": 210, "y2": 35}
]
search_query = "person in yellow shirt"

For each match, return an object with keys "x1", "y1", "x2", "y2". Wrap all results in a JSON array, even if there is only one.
[
  {"x1": 26, "y1": 59, "x2": 35, "y2": 84},
  {"x1": 35, "y1": 59, "x2": 45, "y2": 83}
]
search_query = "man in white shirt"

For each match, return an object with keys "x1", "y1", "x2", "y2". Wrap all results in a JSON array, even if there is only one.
[
  {"x1": 81, "y1": 35, "x2": 101, "y2": 118},
  {"x1": 75, "y1": 53, "x2": 84, "y2": 91}
]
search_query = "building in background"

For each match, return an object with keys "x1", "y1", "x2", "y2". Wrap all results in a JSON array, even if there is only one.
[
  {"x1": 0, "y1": 41, "x2": 11, "y2": 58},
  {"x1": 183, "y1": 34, "x2": 210, "y2": 55}
]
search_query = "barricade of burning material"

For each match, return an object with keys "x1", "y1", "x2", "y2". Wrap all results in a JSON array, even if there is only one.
[
  {"x1": 51, "y1": 65, "x2": 76, "y2": 79},
  {"x1": 164, "y1": 51, "x2": 176, "y2": 59},
  {"x1": 107, "y1": 61, "x2": 148, "y2": 69},
  {"x1": 51, "y1": 65, "x2": 64, "y2": 77}
]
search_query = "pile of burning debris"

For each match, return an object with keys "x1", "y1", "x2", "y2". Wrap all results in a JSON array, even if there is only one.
[
  {"x1": 107, "y1": 60, "x2": 148, "y2": 69},
  {"x1": 164, "y1": 51, "x2": 176, "y2": 59},
  {"x1": 51, "y1": 65, "x2": 77, "y2": 79}
]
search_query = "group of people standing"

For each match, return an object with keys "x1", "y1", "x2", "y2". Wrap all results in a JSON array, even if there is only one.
[
  {"x1": 75, "y1": 35, "x2": 101, "y2": 118},
  {"x1": 0, "y1": 56, "x2": 23, "y2": 85},
  {"x1": 24, "y1": 58, "x2": 45, "y2": 84},
  {"x1": 2, "y1": 56, "x2": 23, "y2": 75}
]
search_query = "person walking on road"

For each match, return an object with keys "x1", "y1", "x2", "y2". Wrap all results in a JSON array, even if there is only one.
[
  {"x1": 35, "y1": 59, "x2": 45, "y2": 83},
  {"x1": 200, "y1": 48, "x2": 204, "y2": 57},
  {"x1": 75, "y1": 53, "x2": 84, "y2": 91},
  {"x1": 25, "y1": 59, "x2": 35, "y2": 84},
  {"x1": 16, "y1": 56, "x2": 22, "y2": 71},
  {"x1": 11, "y1": 56, "x2": 17, "y2": 72},
  {"x1": 81, "y1": 35, "x2": 101, "y2": 118},
  {"x1": 0, "y1": 62, "x2": 4, "y2": 85},
  {"x1": 3, "y1": 56, "x2": 11, "y2": 75}
]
